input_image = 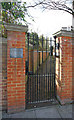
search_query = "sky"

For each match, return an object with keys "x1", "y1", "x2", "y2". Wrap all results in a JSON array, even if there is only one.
[{"x1": 22, "y1": 0, "x2": 72, "y2": 38}]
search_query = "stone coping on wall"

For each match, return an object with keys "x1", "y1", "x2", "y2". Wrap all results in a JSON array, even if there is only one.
[
  {"x1": 53, "y1": 30, "x2": 74, "y2": 38},
  {"x1": 4, "y1": 23, "x2": 28, "y2": 32}
]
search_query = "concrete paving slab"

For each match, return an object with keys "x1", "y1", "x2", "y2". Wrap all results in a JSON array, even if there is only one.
[
  {"x1": 72, "y1": 104, "x2": 74, "y2": 119},
  {"x1": 56, "y1": 104, "x2": 72, "y2": 118},
  {"x1": 57, "y1": 104, "x2": 72, "y2": 112},
  {"x1": 2, "y1": 111, "x2": 10, "y2": 118},
  {"x1": 2, "y1": 104, "x2": 74, "y2": 119},
  {"x1": 0, "y1": 111, "x2": 2, "y2": 120},
  {"x1": 35, "y1": 106, "x2": 61, "y2": 118},
  {"x1": 7, "y1": 110, "x2": 36, "y2": 118}
]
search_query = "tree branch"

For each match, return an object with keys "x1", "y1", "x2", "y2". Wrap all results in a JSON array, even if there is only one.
[{"x1": 25, "y1": 0, "x2": 74, "y2": 16}]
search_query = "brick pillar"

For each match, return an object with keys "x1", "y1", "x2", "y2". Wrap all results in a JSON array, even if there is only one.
[
  {"x1": 0, "y1": 3, "x2": 2, "y2": 119},
  {"x1": 72, "y1": 31, "x2": 74, "y2": 101},
  {"x1": 53, "y1": 30, "x2": 74, "y2": 104},
  {"x1": 60, "y1": 36, "x2": 72, "y2": 104},
  {"x1": 4, "y1": 24, "x2": 28, "y2": 113}
]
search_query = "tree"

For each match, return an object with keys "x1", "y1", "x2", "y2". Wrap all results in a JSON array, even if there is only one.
[
  {"x1": 39, "y1": 35, "x2": 49, "y2": 50},
  {"x1": 1, "y1": 2, "x2": 27, "y2": 24},
  {"x1": 1, "y1": 0, "x2": 74, "y2": 37},
  {"x1": 1, "y1": 1, "x2": 74, "y2": 24},
  {"x1": 1, "y1": 2, "x2": 32, "y2": 37},
  {"x1": 26, "y1": 32, "x2": 49, "y2": 50},
  {"x1": 26, "y1": 0, "x2": 74, "y2": 30},
  {"x1": 26, "y1": 0, "x2": 74, "y2": 16},
  {"x1": 26, "y1": 32, "x2": 39, "y2": 49}
]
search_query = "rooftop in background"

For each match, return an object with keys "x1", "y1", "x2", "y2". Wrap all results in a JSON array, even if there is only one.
[
  {"x1": 53, "y1": 26, "x2": 74, "y2": 38},
  {"x1": 61, "y1": 26, "x2": 74, "y2": 31}
]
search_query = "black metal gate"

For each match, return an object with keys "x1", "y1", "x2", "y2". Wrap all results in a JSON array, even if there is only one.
[{"x1": 26, "y1": 33, "x2": 56, "y2": 109}]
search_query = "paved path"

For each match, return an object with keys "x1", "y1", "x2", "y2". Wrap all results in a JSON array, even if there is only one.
[
  {"x1": 2, "y1": 104, "x2": 74, "y2": 119},
  {"x1": 37, "y1": 56, "x2": 55, "y2": 74}
]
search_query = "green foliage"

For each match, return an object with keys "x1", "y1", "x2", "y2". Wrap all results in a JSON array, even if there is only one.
[
  {"x1": 30, "y1": 32, "x2": 39, "y2": 49},
  {"x1": 1, "y1": 2, "x2": 28, "y2": 37},
  {"x1": 26, "y1": 32, "x2": 50, "y2": 51},
  {"x1": 26, "y1": 32, "x2": 39, "y2": 49},
  {"x1": 39, "y1": 35, "x2": 50, "y2": 51},
  {"x1": 1, "y1": 2, "x2": 27, "y2": 24}
]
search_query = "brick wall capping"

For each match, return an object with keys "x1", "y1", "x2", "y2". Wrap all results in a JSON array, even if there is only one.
[
  {"x1": 4, "y1": 23, "x2": 28, "y2": 32},
  {"x1": 53, "y1": 30, "x2": 74, "y2": 38}
]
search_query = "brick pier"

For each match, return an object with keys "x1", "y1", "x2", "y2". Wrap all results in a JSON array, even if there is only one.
[
  {"x1": 53, "y1": 30, "x2": 74, "y2": 104},
  {"x1": 4, "y1": 24, "x2": 28, "y2": 113}
]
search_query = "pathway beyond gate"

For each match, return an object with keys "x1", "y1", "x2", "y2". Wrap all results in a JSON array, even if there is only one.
[{"x1": 37, "y1": 55, "x2": 55, "y2": 74}]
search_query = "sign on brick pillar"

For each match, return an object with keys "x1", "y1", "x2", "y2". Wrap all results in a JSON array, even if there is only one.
[
  {"x1": 4, "y1": 24, "x2": 28, "y2": 113},
  {"x1": 53, "y1": 30, "x2": 74, "y2": 105}
]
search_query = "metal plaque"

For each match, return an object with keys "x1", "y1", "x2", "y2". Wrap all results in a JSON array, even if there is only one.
[{"x1": 10, "y1": 48, "x2": 23, "y2": 58}]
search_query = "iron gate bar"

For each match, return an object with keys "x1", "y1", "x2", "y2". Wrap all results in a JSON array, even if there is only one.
[
  {"x1": 54, "y1": 37, "x2": 56, "y2": 97},
  {"x1": 27, "y1": 33, "x2": 30, "y2": 104},
  {"x1": 35, "y1": 74, "x2": 36, "y2": 101},
  {"x1": 31, "y1": 76, "x2": 33, "y2": 103},
  {"x1": 37, "y1": 35, "x2": 39, "y2": 102},
  {"x1": 50, "y1": 38, "x2": 52, "y2": 99},
  {"x1": 40, "y1": 74, "x2": 41, "y2": 101},
  {"x1": 32, "y1": 34, "x2": 34, "y2": 102},
  {"x1": 30, "y1": 76, "x2": 32, "y2": 103},
  {"x1": 32, "y1": 34, "x2": 34, "y2": 73},
  {"x1": 46, "y1": 38, "x2": 47, "y2": 74},
  {"x1": 46, "y1": 38, "x2": 47, "y2": 99},
  {"x1": 44, "y1": 73, "x2": 45, "y2": 100},
  {"x1": 51, "y1": 38, "x2": 53, "y2": 99},
  {"x1": 42, "y1": 35, "x2": 43, "y2": 65},
  {"x1": 48, "y1": 73, "x2": 49, "y2": 100},
  {"x1": 39, "y1": 74, "x2": 40, "y2": 101}
]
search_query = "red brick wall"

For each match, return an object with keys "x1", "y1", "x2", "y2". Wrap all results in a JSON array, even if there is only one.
[
  {"x1": 72, "y1": 37, "x2": 74, "y2": 100},
  {"x1": 56, "y1": 36, "x2": 73, "y2": 104},
  {"x1": 61, "y1": 36, "x2": 72, "y2": 101},
  {"x1": 7, "y1": 31, "x2": 26, "y2": 113},
  {"x1": 25, "y1": 48, "x2": 28, "y2": 61}
]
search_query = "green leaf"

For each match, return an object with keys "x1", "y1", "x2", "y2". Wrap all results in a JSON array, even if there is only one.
[
  {"x1": 1, "y1": 1, "x2": 33, "y2": 27},
  {"x1": 13, "y1": 3, "x2": 15, "y2": 6}
]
